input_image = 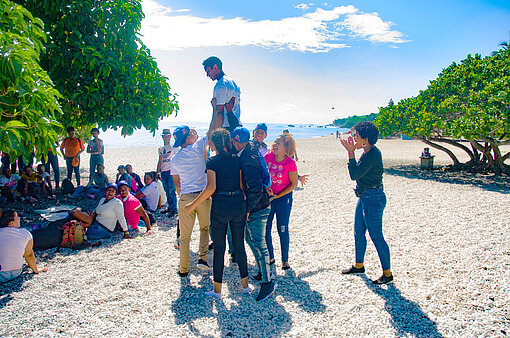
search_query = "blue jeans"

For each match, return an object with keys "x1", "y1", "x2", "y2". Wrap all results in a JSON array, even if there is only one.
[
  {"x1": 246, "y1": 207, "x2": 271, "y2": 283},
  {"x1": 354, "y1": 188, "x2": 391, "y2": 271},
  {"x1": 65, "y1": 156, "x2": 80, "y2": 186},
  {"x1": 86, "y1": 220, "x2": 112, "y2": 240},
  {"x1": 43, "y1": 151, "x2": 60, "y2": 188},
  {"x1": 161, "y1": 170, "x2": 177, "y2": 213},
  {"x1": 0, "y1": 269, "x2": 22, "y2": 283},
  {"x1": 89, "y1": 154, "x2": 103, "y2": 177},
  {"x1": 266, "y1": 192, "x2": 293, "y2": 263}
]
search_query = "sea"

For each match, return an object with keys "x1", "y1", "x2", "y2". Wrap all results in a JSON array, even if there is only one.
[{"x1": 101, "y1": 122, "x2": 349, "y2": 148}]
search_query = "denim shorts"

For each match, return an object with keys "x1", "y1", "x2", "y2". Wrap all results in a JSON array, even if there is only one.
[{"x1": 0, "y1": 269, "x2": 22, "y2": 283}]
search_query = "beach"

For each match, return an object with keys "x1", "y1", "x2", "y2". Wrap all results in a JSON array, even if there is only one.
[{"x1": 1, "y1": 135, "x2": 509, "y2": 337}]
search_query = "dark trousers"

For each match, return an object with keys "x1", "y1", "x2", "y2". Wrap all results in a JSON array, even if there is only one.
[
  {"x1": 43, "y1": 151, "x2": 60, "y2": 188},
  {"x1": 210, "y1": 195, "x2": 247, "y2": 283},
  {"x1": 65, "y1": 156, "x2": 80, "y2": 186}
]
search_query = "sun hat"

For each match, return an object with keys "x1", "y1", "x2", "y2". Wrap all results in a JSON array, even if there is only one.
[
  {"x1": 161, "y1": 129, "x2": 172, "y2": 136},
  {"x1": 106, "y1": 182, "x2": 118, "y2": 190},
  {"x1": 117, "y1": 180, "x2": 128, "y2": 188},
  {"x1": 254, "y1": 123, "x2": 268, "y2": 133},
  {"x1": 173, "y1": 125, "x2": 190, "y2": 147},
  {"x1": 232, "y1": 126, "x2": 250, "y2": 143},
  {"x1": 117, "y1": 165, "x2": 126, "y2": 170}
]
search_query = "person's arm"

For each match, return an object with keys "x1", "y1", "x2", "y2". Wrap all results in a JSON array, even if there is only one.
[
  {"x1": 76, "y1": 139, "x2": 85, "y2": 157},
  {"x1": 243, "y1": 160, "x2": 265, "y2": 214},
  {"x1": 135, "y1": 205, "x2": 152, "y2": 233},
  {"x1": 156, "y1": 154, "x2": 163, "y2": 178},
  {"x1": 95, "y1": 139, "x2": 103, "y2": 154},
  {"x1": 274, "y1": 171, "x2": 298, "y2": 199},
  {"x1": 184, "y1": 170, "x2": 216, "y2": 215},
  {"x1": 23, "y1": 239, "x2": 48, "y2": 274},
  {"x1": 86, "y1": 141, "x2": 92, "y2": 153},
  {"x1": 60, "y1": 138, "x2": 66, "y2": 152},
  {"x1": 172, "y1": 175, "x2": 181, "y2": 195}
]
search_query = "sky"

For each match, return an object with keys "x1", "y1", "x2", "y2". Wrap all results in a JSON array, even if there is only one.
[{"x1": 139, "y1": 0, "x2": 510, "y2": 124}]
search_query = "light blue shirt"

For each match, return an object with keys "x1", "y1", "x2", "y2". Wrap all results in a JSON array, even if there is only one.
[
  {"x1": 213, "y1": 75, "x2": 241, "y2": 129},
  {"x1": 170, "y1": 136, "x2": 208, "y2": 195}
]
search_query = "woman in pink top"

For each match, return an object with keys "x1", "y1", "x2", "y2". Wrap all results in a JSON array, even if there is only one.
[
  {"x1": 0, "y1": 210, "x2": 48, "y2": 283},
  {"x1": 264, "y1": 133, "x2": 299, "y2": 270}
]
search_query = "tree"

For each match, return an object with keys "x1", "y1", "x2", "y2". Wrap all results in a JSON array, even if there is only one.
[
  {"x1": 0, "y1": 0, "x2": 63, "y2": 163},
  {"x1": 332, "y1": 113, "x2": 378, "y2": 129},
  {"x1": 376, "y1": 46, "x2": 510, "y2": 174},
  {"x1": 13, "y1": 0, "x2": 178, "y2": 135}
]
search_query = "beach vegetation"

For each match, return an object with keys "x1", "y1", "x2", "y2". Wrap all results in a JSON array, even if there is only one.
[
  {"x1": 0, "y1": 0, "x2": 63, "y2": 163},
  {"x1": 376, "y1": 44, "x2": 510, "y2": 174},
  {"x1": 332, "y1": 113, "x2": 378, "y2": 129}
]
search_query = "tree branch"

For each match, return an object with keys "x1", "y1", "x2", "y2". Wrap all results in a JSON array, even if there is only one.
[{"x1": 419, "y1": 137, "x2": 460, "y2": 166}]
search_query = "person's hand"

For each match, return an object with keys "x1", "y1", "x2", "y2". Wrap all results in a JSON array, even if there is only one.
[
  {"x1": 266, "y1": 187, "x2": 274, "y2": 196},
  {"x1": 246, "y1": 213, "x2": 249, "y2": 222},
  {"x1": 147, "y1": 229, "x2": 154, "y2": 235},
  {"x1": 184, "y1": 203, "x2": 194, "y2": 216},
  {"x1": 298, "y1": 174, "x2": 309, "y2": 187},
  {"x1": 210, "y1": 97, "x2": 217, "y2": 108},
  {"x1": 340, "y1": 136, "x2": 356, "y2": 153},
  {"x1": 225, "y1": 97, "x2": 235, "y2": 112}
]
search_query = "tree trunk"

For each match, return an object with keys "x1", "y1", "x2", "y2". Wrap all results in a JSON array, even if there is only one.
[
  {"x1": 433, "y1": 137, "x2": 476, "y2": 162},
  {"x1": 471, "y1": 140, "x2": 494, "y2": 168},
  {"x1": 483, "y1": 137, "x2": 510, "y2": 174},
  {"x1": 420, "y1": 137, "x2": 460, "y2": 166}
]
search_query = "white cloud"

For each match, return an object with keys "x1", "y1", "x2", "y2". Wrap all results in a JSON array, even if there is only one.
[
  {"x1": 294, "y1": 3, "x2": 313, "y2": 11},
  {"x1": 140, "y1": 0, "x2": 409, "y2": 53}
]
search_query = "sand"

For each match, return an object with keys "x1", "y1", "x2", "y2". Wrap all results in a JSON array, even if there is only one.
[{"x1": 0, "y1": 136, "x2": 509, "y2": 337}]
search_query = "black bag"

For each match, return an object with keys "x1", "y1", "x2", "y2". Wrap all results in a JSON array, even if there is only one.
[
  {"x1": 61, "y1": 178, "x2": 75, "y2": 194},
  {"x1": 32, "y1": 217, "x2": 71, "y2": 251}
]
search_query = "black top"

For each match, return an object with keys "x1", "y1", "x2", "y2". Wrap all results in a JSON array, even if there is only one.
[
  {"x1": 348, "y1": 146, "x2": 383, "y2": 194},
  {"x1": 206, "y1": 152, "x2": 242, "y2": 193},
  {"x1": 238, "y1": 143, "x2": 270, "y2": 213}
]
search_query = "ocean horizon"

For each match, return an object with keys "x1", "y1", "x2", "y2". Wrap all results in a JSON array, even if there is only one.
[{"x1": 100, "y1": 122, "x2": 349, "y2": 148}]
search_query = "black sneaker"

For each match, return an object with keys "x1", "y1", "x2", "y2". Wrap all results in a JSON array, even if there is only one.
[
  {"x1": 253, "y1": 272, "x2": 262, "y2": 281},
  {"x1": 372, "y1": 274, "x2": 393, "y2": 285},
  {"x1": 256, "y1": 281, "x2": 277, "y2": 302},
  {"x1": 160, "y1": 208, "x2": 170, "y2": 214},
  {"x1": 178, "y1": 271, "x2": 189, "y2": 278},
  {"x1": 269, "y1": 259, "x2": 275, "y2": 265},
  {"x1": 197, "y1": 259, "x2": 211, "y2": 271},
  {"x1": 208, "y1": 242, "x2": 214, "y2": 250},
  {"x1": 342, "y1": 265, "x2": 365, "y2": 274}
]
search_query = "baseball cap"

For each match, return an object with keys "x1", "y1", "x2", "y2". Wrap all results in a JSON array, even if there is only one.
[
  {"x1": 106, "y1": 182, "x2": 118, "y2": 190},
  {"x1": 173, "y1": 125, "x2": 190, "y2": 147},
  {"x1": 117, "y1": 180, "x2": 128, "y2": 188},
  {"x1": 255, "y1": 123, "x2": 267, "y2": 133},
  {"x1": 232, "y1": 126, "x2": 250, "y2": 143},
  {"x1": 117, "y1": 165, "x2": 126, "y2": 170}
]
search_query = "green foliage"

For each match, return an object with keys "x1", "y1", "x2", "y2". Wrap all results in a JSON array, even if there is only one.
[
  {"x1": 0, "y1": 0, "x2": 63, "y2": 163},
  {"x1": 14, "y1": 0, "x2": 178, "y2": 136},
  {"x1": 376, "y1": 46, "x2": 510, "y2": 173},
  {"x1": 332, "y1": 113, "x2": 378, "y2": 129}
]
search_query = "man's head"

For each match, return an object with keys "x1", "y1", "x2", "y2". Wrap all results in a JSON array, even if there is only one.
[
  {"x1": 105, "y1": 183, "x2": 118, "y2": 200},
  {"x1": 23, "y1": 166, "x2": 33, "y2": 176},
  {"x1": 253, "y1": 123, "x2": 268, "y2": 144},
  {"x1": 203, "y1": 56, "x2": 222, "y2": 81},
  {"x1": 125, "y1": 164, "x2": 133, "y2": 174},
  {"x1": 172, "y1": 125, "x2": 191, "y2": 147},
  {"x1": 90, "y1": 127, "x2": 100, "y2": 138},
  {"x1": 144, "y1": 171, "x2": 155, "y2": 186},
  {"x1": 2, "y1": 168, "x2": 11, "y2": 178},
  {"x1": 36, "y1": 164, "x2": 45, "y2": 173},
  {"x1": 96, "y1": 164, "x2": 104, "y2": 173},
  {"x1": 67, "y1": 126, "x2": 76, "y2": 138},
  {"x1": 117, "y1": 180, "x2": 130, "y2": 198},
  {"x1": 117, "y1": 165, "x2": 126, "y2": 174},
  {"x1": 232, "y1": 126, "x2": 250, "y2": 151},
  {"x1": 161, "y1": 129, "x2": 172, "y2": 145}
]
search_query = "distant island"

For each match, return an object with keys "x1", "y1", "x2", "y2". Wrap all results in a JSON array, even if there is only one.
[{"x1": 331, "y1": 113, "x2": 377, "y2": 128}]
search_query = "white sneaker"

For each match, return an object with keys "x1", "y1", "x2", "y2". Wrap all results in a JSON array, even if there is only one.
[
  {"x1": 204, "y1": 290, "x2": 221, "y2": 299},
  {"x1": 243, "y1": 284, "x2": 255, "y2": 294}
]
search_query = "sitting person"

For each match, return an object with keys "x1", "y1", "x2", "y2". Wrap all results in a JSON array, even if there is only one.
[
  {"x1": 72, "y1": 183, "x2": 130, "y2": 240},
  {"x1": 36, "y1": 164, "x2": 55, "y2": 199},
  {"x1": 0, "y1": 210, "x2": 48, "y2": 283},
  {"x1": 126, "y1": 164, "x2": 143, "y2": 191},
  {"x1": 73, "y1": 163, "x2": 109, "y2": 198},
  {"x1": 19, "y1": 166, "x2": 39, "y2": 202},
  {"x1": 134, "y1": 172, "x2": 160, "y2": 212},
  {"x1": 117, "y1": 180, "x2": 153, "y2": 233},
  {"x1": 116, "y1": 165, "x2": 136, "y2": 192},
  {"x1": 0, "y1": 168, "x2": 21, "y2": 202}
]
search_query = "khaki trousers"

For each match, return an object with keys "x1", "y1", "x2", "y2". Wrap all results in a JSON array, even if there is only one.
[{"x1": 178, "y1": 193, "x2": 211, "y2": 273}]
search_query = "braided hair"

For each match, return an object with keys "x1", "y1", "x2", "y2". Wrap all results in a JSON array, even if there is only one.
[{"x1": 210, "y1": 128, "x2": 236, "y2": 157}]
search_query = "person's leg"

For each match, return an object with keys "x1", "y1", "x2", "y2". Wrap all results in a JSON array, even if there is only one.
[
  {"x1": 49, "y1": 152, "x2": 60, "y2": 188},
  {"x1": 16, "y1": 178, "x2": 29, "y2": 198},
  {"x1": 17, "y1": 156, "x2": 25, "y2": 174},
  {"x1": 73, "y1": 185, "x2": 86, "y2": 198},
  {"x1": 86, "y1": 221, "x2": 112, "y2": 240},
  {"x1": 210, "y1": 198, "x2": 229, "y2": 285},
  {"x1": 177, "y1": 194, "x2": 197, "y2": 273},
  {"x1": 0, "y1": 269, "x2": 22, "y2": 283},
  {"x1": 74, "y1": 163, "x2": 80, "y2": 186},
  {"x1": 354, "y1": 197, "x2": 368, "y2": 267},
  {"x1": 229, "y1": 198, "x2": 248, "y2": 280},
  {"x1": 245, "y1": 207, "x2": 271, "y2": 283},
  {"x1": 363, "y1": 190, "x2": 391, "y2": 272},
  {"x1": 161, "y1": 171, "x2": 177, "y2": 213},
  {"x1": 196, "y1": 196, "x2": 211, "y2": 262},
  {"x1": 227, "y1": 226, "x2": 234, "y2": 255},
  {"x1": 65, "y1": 157, "x2": 73, "y2": 181},
  {"x1": 274, "y1": 193, "x2": 293, "y2": 264},
  {"x1": 265, "y1": 201, "x2": 277, "y2": 261},
  {"x1": 71, "y1": 209, "x2": 94, "y2": 227}
]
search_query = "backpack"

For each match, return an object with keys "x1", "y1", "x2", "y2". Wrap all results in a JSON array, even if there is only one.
[
  {"x1": 60, "y1": 220, "x2": 86, "y2": 248},
  {"x1": 62, "y1": 178, "x2": 75, "y2": 194}
]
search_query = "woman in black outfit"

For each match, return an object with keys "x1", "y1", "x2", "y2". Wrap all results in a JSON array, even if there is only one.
[{"x1": 184, "y1": 128, "x2": 253, "y2": 299}]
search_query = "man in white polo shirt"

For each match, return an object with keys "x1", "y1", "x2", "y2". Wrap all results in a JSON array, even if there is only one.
[{"x1": 171, "y1": 126, "x2": 212, "y2": 277}]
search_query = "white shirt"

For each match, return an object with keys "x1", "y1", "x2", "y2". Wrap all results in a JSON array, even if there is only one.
[
  {"x1": 141, "y1": 182, "x2": 159, "y2": 211},
  {"x1": 95, "y1": 197, "x2": 128, "y2": 232},
  {"x1": 0, "y1": 227, "x2": 32, "y2": 272},
  {"x1": 0, "y1": 174, "x2": 21, "y2": 189},
  {"x1": 213, "y1": 75, "x2": 241, "y2": 128},
  {"x1": 158, "y1": 144, "x2": 178, "y2": 172},
  {"x1": 170, "y1": 136, "x2": 208, "y2": 195}
]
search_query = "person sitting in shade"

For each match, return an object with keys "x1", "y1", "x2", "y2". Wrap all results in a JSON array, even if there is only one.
[
  {"x1": 134, "y1": 172, "x2": 161, "y2": 213},
  {"x1": 73, "y1": 163, "x2": 109, "y2": 198},
  {"x1": 36, "y1": 164, "x2": 55, "y2": 199},
  {"x1": 18, "y1": 166, "x2": 39, "y2": 202},
  {"x1": 0, "y1": 168, "x2": 21, "y2": 202},
  {"x1": 126, "y1": 164, "x2": 143, "y2": 191},
  {"x1": 116, "y1": 165, "x2": 136, "y2": 192},
  {"x1": 117, "y1": 180, "x2": 153, "y2": 234}
]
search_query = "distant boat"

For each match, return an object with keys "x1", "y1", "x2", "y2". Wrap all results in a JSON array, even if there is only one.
[{"x1": 288, "y1": 124, "x2": 295, "y2": 127}]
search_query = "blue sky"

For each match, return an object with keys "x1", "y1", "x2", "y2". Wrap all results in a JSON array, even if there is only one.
[{"x1": 139, "y1": 0, "x2": 510, "y2": 124}]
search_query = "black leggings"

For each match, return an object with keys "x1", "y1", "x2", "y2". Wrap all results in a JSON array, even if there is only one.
[{"x1": 210, "y1": 195, "x2": 247, "y2": 283}]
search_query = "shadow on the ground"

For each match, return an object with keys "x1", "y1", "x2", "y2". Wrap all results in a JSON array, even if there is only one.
[
  {"x1": 277, "y1": 268, "x2": 326, "y2": 313},
  {"x1": 0, "y1": 267, "x2": 34, "y2": 310},
  {"x1": 384, "y1": 165, "x2": 510, "y2": 194},
  {"x1": 359, "y1": 274, "x2": 443, "y2": 337}
]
